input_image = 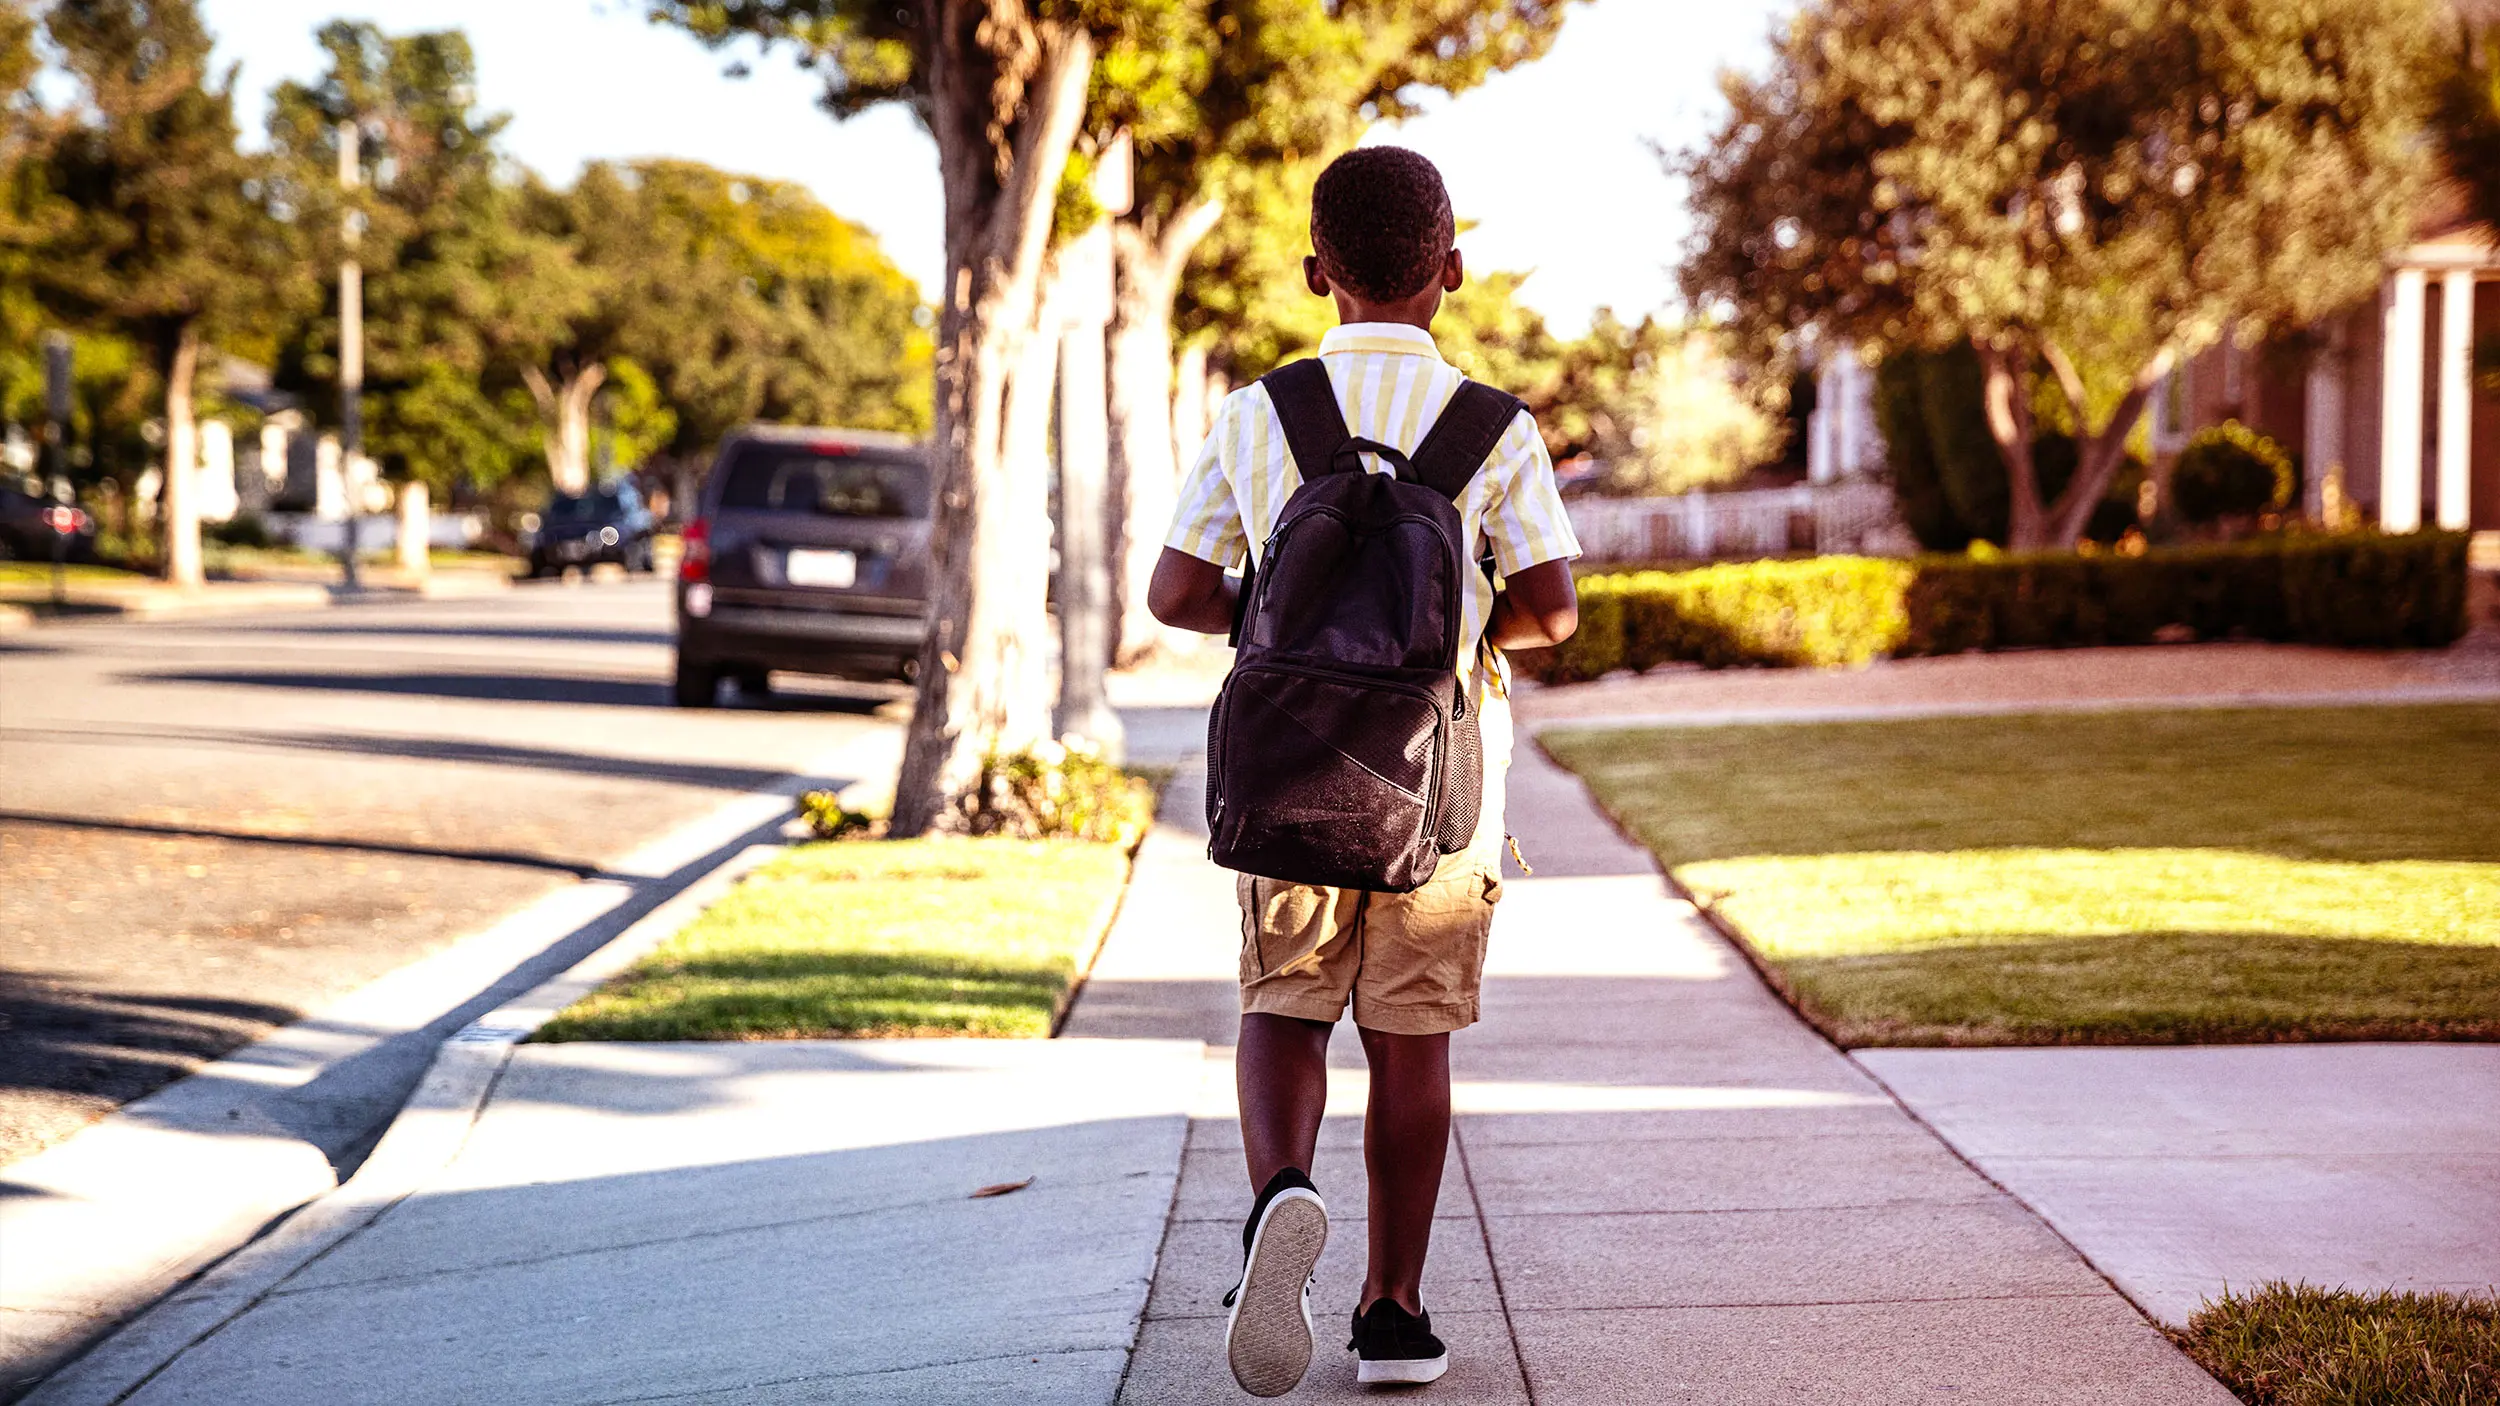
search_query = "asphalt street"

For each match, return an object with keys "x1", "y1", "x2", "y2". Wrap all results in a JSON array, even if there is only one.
[{"x1": 0, "y1": 578, "x2": 904, "y2": 1170}]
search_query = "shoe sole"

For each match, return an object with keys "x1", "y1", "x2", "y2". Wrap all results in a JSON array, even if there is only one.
[
  {"x1": 1226, "y1": 1187, "x2": 1328, "y2": 1398},
  {"x1": 1357, "y1": 1352, "x2": 1450, "y2": 1385}
]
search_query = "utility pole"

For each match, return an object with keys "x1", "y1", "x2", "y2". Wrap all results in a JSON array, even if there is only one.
[
  {"x1": 337, "y1": 119, "x2": 364, "y2": 591},
  {"x1": 42, "y1": 332, "x2": 72, "y2": 609}
]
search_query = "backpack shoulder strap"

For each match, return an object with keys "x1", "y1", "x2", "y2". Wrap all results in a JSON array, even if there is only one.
[
  {"x1": 1407, "y1": 379, "x2": 1525, "y2": 502},
  {"x1": 1259, "y1": 358, "x2": 1352, "y2": 479}
]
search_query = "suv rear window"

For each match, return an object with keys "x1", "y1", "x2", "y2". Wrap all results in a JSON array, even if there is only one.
[
  {"x1": 546, "y1": 487, "x2": 633, "y2": 521},
  {"x1": 717, "y1": 444, "x2": 927, "y2": 519}
]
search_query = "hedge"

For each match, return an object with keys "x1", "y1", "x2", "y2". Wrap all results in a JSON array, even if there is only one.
[{"x1": 1513, "y1": 532, "x2": 2471, "y2": 682}]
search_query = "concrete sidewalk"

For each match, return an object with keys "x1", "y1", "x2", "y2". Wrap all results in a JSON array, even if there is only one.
[
  {"x1": 1861, "y1": 1045, "x2": 2500, "y2": 1325},
  {"x1": 31, "y1": 1033, "x2": 1204, "y2": 1406},
  {"x1": 1073, "y1": 747, "x2": 2234, "y2": 1402}
]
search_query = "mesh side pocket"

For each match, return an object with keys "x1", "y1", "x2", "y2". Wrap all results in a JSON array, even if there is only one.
[{"x1": 1436, "y1": 705, "x2": 1483, "y2": 855}]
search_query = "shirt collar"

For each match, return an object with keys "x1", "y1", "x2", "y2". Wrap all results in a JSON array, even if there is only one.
[{"x1": 1318, "y1": 322, "x2": 1446, "y2": 361}]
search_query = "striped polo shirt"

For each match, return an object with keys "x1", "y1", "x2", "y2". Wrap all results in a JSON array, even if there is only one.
[{"x1": 1165, "y1": 321, "x2": 1582, "y2": 688}]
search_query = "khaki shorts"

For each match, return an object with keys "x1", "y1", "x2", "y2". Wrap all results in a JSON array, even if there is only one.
[{"x1": 1235, "y1": 690, "x2": 1511, "y2": 1036}]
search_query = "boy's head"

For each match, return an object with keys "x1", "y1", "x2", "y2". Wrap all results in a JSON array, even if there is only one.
[{"x1": 1305, "y1": 146, "x2": 1462, "y2": 323}]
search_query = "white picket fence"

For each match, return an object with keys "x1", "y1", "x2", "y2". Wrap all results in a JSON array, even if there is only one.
[{"x1": 1565, "y1": 479, "x2": 1902, "y2": 564}]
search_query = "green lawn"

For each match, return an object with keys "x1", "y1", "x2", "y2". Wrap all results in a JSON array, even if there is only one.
[
  {"x1": 1542, "y1": 704, "x2": 2500, "y2": 1045},
  {"x1": 2171, "y1": 1284, "x2": 2499, "y2": 1406},
  {"x1": 0, "y1": 561, "x2": 151, "y2": 587},
  {"x1": 536, "y1": 838, "x2": 1133, "y2": 1041}
]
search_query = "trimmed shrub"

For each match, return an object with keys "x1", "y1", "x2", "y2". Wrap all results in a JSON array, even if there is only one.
[
  {"x1": 1512, "y1": 575, "x2": 1628, "y2": 683},
  {"x1": 1516, "y1": 533, "x2": 2470, "y2": 682},
  {"x1": 1617, "y1": 558, "x2": 1915, "y2": 669},
  {"x1": 2172, "y1": 421, "x2": 2295, "y2": 523}
]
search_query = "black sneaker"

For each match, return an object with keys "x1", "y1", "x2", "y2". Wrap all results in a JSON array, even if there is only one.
[
  {"x1": 1223, "y1": 1167, "x2": 1329, "y2": 1397},
  {"x1": 1349, "y1": 1298, "x2": 1449, "y2": 1386}
]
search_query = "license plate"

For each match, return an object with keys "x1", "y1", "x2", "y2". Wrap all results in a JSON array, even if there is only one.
[{"x1": 785, "y1": 548, "x2": 857, "y2": 588}]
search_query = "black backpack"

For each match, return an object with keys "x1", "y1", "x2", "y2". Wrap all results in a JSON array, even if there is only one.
[{"x1": 1205, "y1": 357, "x2": 1523, "y2": 892}]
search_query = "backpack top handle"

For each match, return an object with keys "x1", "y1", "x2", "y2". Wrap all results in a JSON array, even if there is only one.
[
  {"x1": 1261, "y1": 358, "x2": 1523, "y2": 504},
  {"x1": 1262, "y1": 359, "x2": 1421, "y2": 481}
]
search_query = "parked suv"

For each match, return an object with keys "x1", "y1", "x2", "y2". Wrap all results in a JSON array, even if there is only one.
[
  {"x1": 528, "y1": 482, "x2": 657, "y2": 577},
  {"x1": 673, "y1": 427, "x2": 930, "y2": 706}
]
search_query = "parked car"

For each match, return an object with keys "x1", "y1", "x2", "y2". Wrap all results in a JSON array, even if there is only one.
[
  {"x1": 0, "y1": 479, "x2": 95, "y2": 562},
  {"x1": 528, "y1": 482, "x2": 656, "y2": 577},
  {"x1": 673, "y1": 427, "x2": 930, "y2": 706}
]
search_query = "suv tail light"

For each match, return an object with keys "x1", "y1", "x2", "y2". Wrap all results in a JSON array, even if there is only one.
[{"x1": 679, "y1": 517, "x2": 711, "y2": 583}]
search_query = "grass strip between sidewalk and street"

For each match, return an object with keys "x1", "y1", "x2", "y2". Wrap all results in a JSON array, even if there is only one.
[
  {"x1": 536, "y1": 838, "x2": 1134, "y2": 1041},
  {"x1": 2169, "y1": 1283, "x2": 2498, "y2": 1406},
  {"x1": 1541, "y1": 702, "x2": 2500, "y2": 1046}
]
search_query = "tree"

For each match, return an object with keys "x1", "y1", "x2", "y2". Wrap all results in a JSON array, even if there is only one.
[
  {"x1": 652, "y1": 0, "x2": 1165, "y2": 835},
  {"x1": 599, "y1": 159, "x2": 931, "y2": 470},
  {"x1": 2433, "y1": 7, "x2": 2500, "y2": 239},
  {"x1": 265, "y1": 22, "x2": 541, "y2": 497},
  {"x1": 1680, "y1": 0, "x2": 2441, "y2": 548},
  {"x1": 2, "y1": 0, "x2": 60, "y2": 437},
  {"x1": 1590, "y1": 326, "x2": 1787, "y2": 497},
  {"x1": 37, "y1": 0, "x2": 305, "y2": 585}
]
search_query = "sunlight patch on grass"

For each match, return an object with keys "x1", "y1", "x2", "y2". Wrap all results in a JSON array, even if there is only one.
[
  {"x1": 536, "y1": 838, "x2": 1132, "y2": 1042},
  {"x1": 1544, "y1": 704, "x2": 2500, "y2": 1045}
]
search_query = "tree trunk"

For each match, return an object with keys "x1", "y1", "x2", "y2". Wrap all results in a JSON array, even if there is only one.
[
  {"x1": 1171, "y1": 339, "x2": 1211, "y2": 472},
  {"x1": 1975, "y1": 340, "x2": 2048, "y2": 549},
  {"x1": 524, "y1": 362, "x2": 606, "y2": 495},
  {"x1": 1106, "y1": 197, "x2": 1222, "y2": 665},
  {"x1": 160, "y1": 321, "x2": 204, "y2": 589},
  {"x1": 2040, "y1": 341, "x2": 2176, "y2": 548},
  {"x1": 889, "y1": 11, "x2": 1096, "y2": 837},
  {"x1": 1053, "y1": 221, "x2": 1124, "y2": 754}
]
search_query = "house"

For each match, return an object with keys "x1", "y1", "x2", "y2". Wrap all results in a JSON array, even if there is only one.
[{"x1": 2158, "y1": 192, "x2": 2500, "y2": 534}]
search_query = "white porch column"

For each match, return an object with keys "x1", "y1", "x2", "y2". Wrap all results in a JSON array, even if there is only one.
[
  {"x1": 2303, "y1": 324, "x2": 2345, "y2": 522},
  {"x1": 2437, "y1": 270, "x2": 2476, "y2": 530},
  {"x1": 2380, "y1": 267, "x2": 2427, "y2": 532},
  {"x1": 1808, "y1": 358, "x2": 1839, "y2": 484}
]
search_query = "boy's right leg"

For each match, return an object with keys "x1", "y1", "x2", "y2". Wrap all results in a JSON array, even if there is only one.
[
  {"x1": 1227, "y1": 1013, "x2": 1336, "y2": 1397},
  {"x1": 1237, "y1": 1012, "x2": 1333, "y2": 1188}
]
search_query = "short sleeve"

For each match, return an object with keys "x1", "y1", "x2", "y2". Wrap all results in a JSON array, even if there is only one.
[
  {"x1": 1479, "y1": 409, "x2": 1582, "y2": 575},
  {"x1": 1164, "y1": 393, "x2": 1248, "y2": 567}
]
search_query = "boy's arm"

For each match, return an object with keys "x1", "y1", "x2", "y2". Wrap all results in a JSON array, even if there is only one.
[
  {"x1": 1487, "y1": 559, "x2": 1578, "y2": 648},
  {"x1": 1147, "y1": 547, "x2": 1239, "y2": 635}
]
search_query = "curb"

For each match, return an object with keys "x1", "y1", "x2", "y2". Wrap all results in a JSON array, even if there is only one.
[
  {"x1": 23, "y1": 843, "x2": 785, "y2": 1406},
  {"x1": 0, "y1": 736, "x2": 878, "y2": 1403}
]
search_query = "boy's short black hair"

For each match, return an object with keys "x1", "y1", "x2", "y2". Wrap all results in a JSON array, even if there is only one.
[{"x1": 1310, "y1": 146, "x2": 1454, "y2": 304}]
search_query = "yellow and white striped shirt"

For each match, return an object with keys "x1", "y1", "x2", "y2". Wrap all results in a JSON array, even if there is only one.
[{"x1": 1165, "y1": 322, "x2": 1581, "y2": 687}]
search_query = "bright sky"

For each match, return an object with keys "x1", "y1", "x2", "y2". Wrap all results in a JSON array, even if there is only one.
[{"x1": 202, "y1": 0, "x2": 1789, "y2": 335}]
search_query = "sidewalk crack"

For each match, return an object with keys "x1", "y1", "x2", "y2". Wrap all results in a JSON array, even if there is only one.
[
  {"x1": 1452, "y1": 1118, "x2": 1536, "y2": 1404},
  {"x1": 578, "y1": 1346, "x2": 1122, "y2": 1404}
]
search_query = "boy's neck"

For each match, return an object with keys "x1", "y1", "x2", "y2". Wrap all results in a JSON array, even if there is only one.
[{"x1": 1330, "y1": 289, "x2": 1444, "y2": 333}]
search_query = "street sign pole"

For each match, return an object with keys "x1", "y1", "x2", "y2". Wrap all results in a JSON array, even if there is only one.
[
  {"x1": 338, "y1": 120, "x2": 364, "y2": 592},
  {"x1": 43, "y1": 332, "x2": 71, "y2": 608}
]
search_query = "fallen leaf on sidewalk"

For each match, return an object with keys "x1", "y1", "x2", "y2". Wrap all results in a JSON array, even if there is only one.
[{"x1": 970, "y1": 1177, "x2": 1034, "y2": 1199}]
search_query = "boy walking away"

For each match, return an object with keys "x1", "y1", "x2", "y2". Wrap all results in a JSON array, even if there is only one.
[{"x1": 1148, "y1": 146, "x2": 1580, "y2": 1395}]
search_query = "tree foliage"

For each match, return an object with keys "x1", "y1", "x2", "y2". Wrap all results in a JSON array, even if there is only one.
[
  {"x1": 2433, "y1": 11, "x2": 2500, "y2": 239},
  {"x1": 266, "y1": 21, "x2": 542, "y2": 493},
  {"x1": 37, "y1": 0, "x2": 303, "y2": 362},
  {"x1": 34, "y1": 0, "x2": 308, "y2": 581},
  {"x1": 1681, "y1": 0, "x2": 2441, "y2": 546}
]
